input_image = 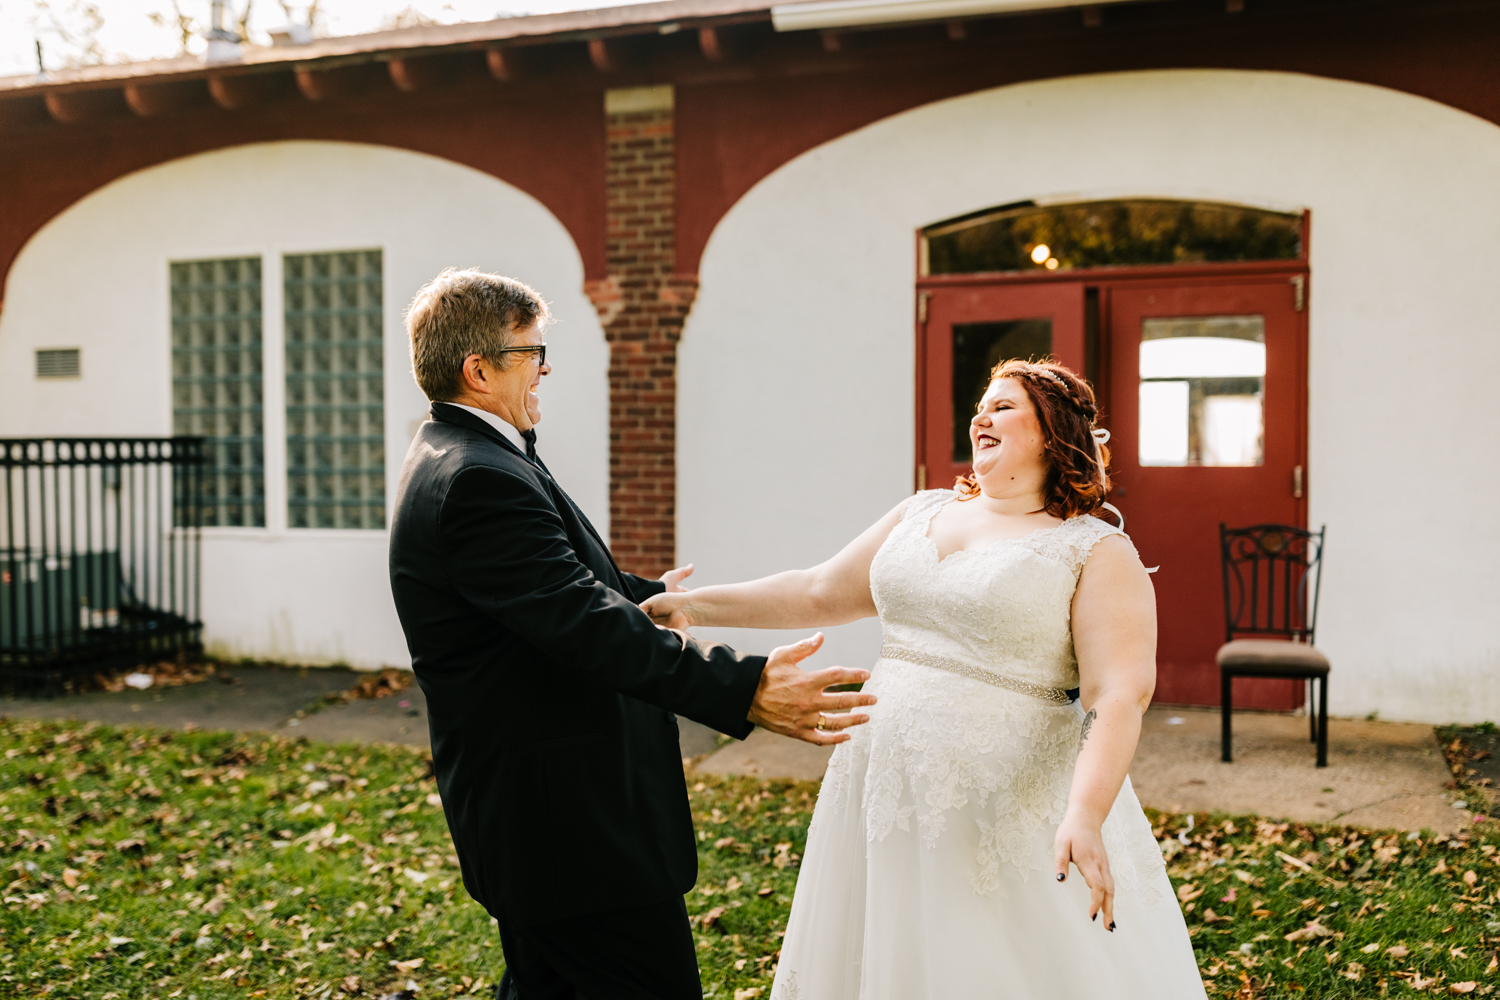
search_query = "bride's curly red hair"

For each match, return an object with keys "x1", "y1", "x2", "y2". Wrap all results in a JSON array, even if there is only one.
[{"x1": 954, "y1": 359, "x2": 1115, "y2": 522}]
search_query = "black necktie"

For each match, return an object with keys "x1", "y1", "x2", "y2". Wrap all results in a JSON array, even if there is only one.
[{"x1": 521, "y1": 428, "x2": 538, "y2": 463}]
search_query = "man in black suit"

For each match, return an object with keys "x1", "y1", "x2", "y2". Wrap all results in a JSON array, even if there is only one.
[{"x1": 389, "y1": 269, "x2": 875, "y2": 1000}]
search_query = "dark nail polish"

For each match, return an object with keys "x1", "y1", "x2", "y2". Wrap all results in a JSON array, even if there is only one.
[
  {"x1": 1056, "y1": 873, "x2": 1065, "y2": 882},
  {"x1": 1109, "y1": 922, "x2": 1117, "y2": 932},
  {"x1": 1091, "y1": 913, "x2": 1097, "y2": 922}
]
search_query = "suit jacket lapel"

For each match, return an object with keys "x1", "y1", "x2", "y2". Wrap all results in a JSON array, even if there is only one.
[{"x1": 429, "y1": 402, "x2": 624, "y2": 580}]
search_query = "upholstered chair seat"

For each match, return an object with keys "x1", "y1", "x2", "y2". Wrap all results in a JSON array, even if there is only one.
[{"x1": 1216, "y1": 639, "x2": 1329, "y2": 676}]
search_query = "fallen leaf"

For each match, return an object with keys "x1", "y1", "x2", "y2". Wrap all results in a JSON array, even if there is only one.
[
  {"x1": 733, "y1": 989, "x2": 764, "y2": 1000},
  {"x1": 1449, "y1": 983, "x2": 1477, "y2": 995},
  {"x1": 62, "y1": 868, "x2": 80, "y2": 887},
  {"x1": 1177, "y1": 883, "x2": 1203, "y2": 903},
  {"x1": 1361, "y1": 943, "x2": 1380, "y2": 954},
  {"x1": 1386, "y1": 945, "x2": 1410, "y2": 959},
  {"x1": 699, "y1": 906, "x2": 726, "y2": 930},
  {"x1": 1284, "y1": 919, "x2": 1335, "y2": 942},
  {"x1": 402, "y1": 868, "x2": 430, "y2": 884},
  {"x1": 1462, "y1": 871, "x2": 1477, "y2": 886}
]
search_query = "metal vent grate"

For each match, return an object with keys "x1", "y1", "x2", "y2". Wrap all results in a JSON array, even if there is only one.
[{"x1": 35, "y1": 348, "x2": 81, "y2": 379}]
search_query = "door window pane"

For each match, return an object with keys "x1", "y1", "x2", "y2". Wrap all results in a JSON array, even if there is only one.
[
  {"x1": 952, "y1": 319, "x2": 1051, "y2": 462},
  {"x1": 1138, "y1": 316, "x2": 1265, "y2": 467}
]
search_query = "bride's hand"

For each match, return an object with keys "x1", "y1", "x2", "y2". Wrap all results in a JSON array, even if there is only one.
[
  {"x1": 1054, "y1": 812, "x2": 1116, "y2": 931},
  {"x1": 641, "y1": 591, "x2": 694, "y2": 630}
]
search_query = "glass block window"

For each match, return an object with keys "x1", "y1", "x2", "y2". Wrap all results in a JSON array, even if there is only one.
[
  {"x1": 171, "y1": 257, "x2": 265, "y2": 528},
  {"x1": 284, "y1": 250, "x2": 385, "y2": 530}
]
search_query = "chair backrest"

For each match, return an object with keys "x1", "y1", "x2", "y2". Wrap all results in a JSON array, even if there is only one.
[{"x1": 1218, "y1": 523, "x2": 1326, "y2": 644}]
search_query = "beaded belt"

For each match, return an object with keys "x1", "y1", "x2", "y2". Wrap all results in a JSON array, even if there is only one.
[{"x1": 879, "y1": 641, "x2": 1073, "y2": 705}]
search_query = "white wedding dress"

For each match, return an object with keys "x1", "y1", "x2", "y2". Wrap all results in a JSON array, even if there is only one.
[{"x1": 770, "y1": 490, "x2": 1206, "y2": 999}]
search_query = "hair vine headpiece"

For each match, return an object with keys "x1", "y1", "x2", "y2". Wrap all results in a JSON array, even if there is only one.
[
  {"x1": 1035, "y1": 367, "x2": 1070, "y2": 390},
  {"x1": 1009, "y1": 364, "x2": 1099, "y2": 420}
]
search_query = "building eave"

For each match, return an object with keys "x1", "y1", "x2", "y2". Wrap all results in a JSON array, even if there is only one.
[{"x1": 0, "y1": 0, "x2": 780, "y2": 97}]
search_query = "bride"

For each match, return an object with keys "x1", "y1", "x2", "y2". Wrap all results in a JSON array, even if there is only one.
[{"x1": 644, "y1": 360, "x2": 1206, "y2": 998}]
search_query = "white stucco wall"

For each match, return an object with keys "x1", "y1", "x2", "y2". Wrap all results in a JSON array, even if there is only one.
[
  {"x1": 0, "y1": 140, "x2": 607, "y2": 668},
  {"x1": 680, "y1": 69, "x2": 1500, "y2": 724}
]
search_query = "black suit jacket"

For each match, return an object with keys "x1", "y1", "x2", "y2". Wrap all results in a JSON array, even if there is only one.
[{"x1": 389, "y1": 402, "x2": 766, "y2": 926}]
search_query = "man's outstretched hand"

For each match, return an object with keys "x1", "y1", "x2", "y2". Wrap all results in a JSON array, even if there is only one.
[{"x1": 748, "y1": 633, "x2": 876, "y2": 746}]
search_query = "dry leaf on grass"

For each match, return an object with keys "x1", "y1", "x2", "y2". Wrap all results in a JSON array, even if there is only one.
[{"x1": 1284, "y1": 919, "x2": 1335, "y2": 942}]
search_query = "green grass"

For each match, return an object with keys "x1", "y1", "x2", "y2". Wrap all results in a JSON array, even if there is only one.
[
  {"x1": 1, "y1": 717, "x2": 1495, "y2": 999},
  {"x1": 0, "y1": 719, "x2": 811, "y2": 999},
  {"x1": 1152, "y1": 812, "x2": 1498, "y2": 997}
]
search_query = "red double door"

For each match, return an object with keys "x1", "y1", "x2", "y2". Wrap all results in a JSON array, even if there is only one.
[{"x1": 917, "y1": 268, "x2": 1308, "y2": 708}]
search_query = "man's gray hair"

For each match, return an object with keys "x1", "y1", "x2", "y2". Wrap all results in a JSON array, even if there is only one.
[{"x1": 405, "y1": 268, "x2": 550, "y2": 401}]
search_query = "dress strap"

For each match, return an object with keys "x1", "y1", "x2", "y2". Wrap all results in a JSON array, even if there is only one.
[
  {"x1": 900, "y1": 488, "x2": 955, "y2": 526},
  {"x1": 1057, "y1": 515, "x2": 1133, "y2": 577}
]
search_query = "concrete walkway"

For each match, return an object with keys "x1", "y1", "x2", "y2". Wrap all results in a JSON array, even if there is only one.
[
  {"x1": 693, "y1": 706, "x2": 1471, "y2": 835},
  {"x1": 0, "y1": 663, "x2": 431, "y2": 747},
  {"x1": 4, "y1": 671, "x2": 1471, "y2": 834}
]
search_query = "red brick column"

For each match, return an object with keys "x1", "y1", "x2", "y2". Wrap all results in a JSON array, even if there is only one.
[{"x1": 585, "y1": 85, "x2": 694, "y2": 579}]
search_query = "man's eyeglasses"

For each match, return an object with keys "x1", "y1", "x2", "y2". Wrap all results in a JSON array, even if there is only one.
[{"x1": 491, "y1": 344, "x2": 547, "y2": 367}]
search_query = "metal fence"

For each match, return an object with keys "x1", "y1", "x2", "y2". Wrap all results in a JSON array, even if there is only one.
[{"x1": 1, "y1": 438, "x2": 207, "y2": 689}]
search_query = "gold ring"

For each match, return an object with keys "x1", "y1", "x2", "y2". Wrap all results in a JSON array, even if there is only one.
[{"x1": 815, "y1": 714, "x2": 827, "y2": 731}]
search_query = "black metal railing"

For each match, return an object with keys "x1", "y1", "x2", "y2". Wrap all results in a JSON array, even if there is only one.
[{"x1": 1, "y1": 437, "x2": 207, "y2": 688}]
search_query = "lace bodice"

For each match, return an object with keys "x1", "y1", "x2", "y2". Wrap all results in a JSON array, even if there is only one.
[
  {"x1": 871, "y1": 489, "x2": 1126, "y2": 692},
  {"x1": 811, "y1": 489, "x2": 1165, "y2": 898}
]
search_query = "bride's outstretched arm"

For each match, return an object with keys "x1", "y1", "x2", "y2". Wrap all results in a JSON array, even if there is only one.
[
  {"x1": 1054, "y1": 534, "x2": 1158, "y2": 933},
  {"x1": 641, "y1": 497, "x2": 912, "y2": 630}
]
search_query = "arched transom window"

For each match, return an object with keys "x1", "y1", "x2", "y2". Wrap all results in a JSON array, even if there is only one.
[{"x1": 921, "y1": 198, "x2": 1302, "y2": 275}]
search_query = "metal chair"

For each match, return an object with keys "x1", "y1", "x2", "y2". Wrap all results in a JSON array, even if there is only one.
[{"x1": 1217, "y1": 523, "x2": 1328, "y2": 767}]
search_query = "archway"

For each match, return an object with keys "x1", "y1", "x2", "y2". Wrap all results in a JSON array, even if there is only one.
[
  {"x1": 679, "y1": 69, "x2": 1500, "y2": 723},
  {"x1": 0, "y1": 140, "x2": 606, "y2": 668}
]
